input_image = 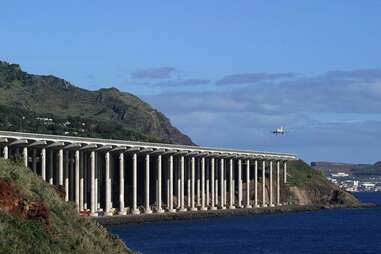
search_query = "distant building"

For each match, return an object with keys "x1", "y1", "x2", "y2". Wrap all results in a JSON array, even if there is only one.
[
  {"x1": 36, "y1": 117, "x2": 53, "y2": 122},
  {"x1": 362, "y1": 182, "x2": 375, "y2": 188},
  {"x1": 331, "y1": 172, "x2": 349, "y2": 177}
]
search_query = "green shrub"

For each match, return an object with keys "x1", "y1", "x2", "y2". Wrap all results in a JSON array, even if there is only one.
[{"x1": 287, "y1": 160, "x2": 321, "y2": 187}]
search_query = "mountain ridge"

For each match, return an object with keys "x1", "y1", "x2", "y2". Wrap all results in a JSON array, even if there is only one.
[
  {"x1": 311, "y1": 161, "x2": 381, "y2": 170},
  {"x1": 0, "y1": 60, "x2": 194, "y2": 145}
]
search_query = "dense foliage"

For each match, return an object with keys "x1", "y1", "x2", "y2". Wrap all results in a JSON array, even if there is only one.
[{"x1": 287, "y1": 160, "x2": 322, "y2": 187}]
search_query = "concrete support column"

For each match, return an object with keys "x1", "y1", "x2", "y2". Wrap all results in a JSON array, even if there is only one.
[
  {"x1": 254, "y1": 160, "x2": 258, "y2": 207},
  {"x1": 110, "y1": 155, "x2": 114, "y2": 211},
  {"x1": 224, "y1": 161, "x2": 227, "y2": 207},
  {"x1": 145, "y1": 154, "x2": 152, "y2": 214},
  {"x1": 32, "y1": 149, "x2": 37, "y2": 173},
  {"x1": 41, "y1": 148, "x2": 46, "y2": 181},
  {"x1": 83, "y1": 153, "x2": 88, "y2": 210},
  {"x1": 201, "y1": 157, "x2": 206, "y2": 210},
  {"x1": 132, "y1": 153, "x2": 139, "y2": 214},
  {"x1": 95, "y1": 155, "x2": 99, "y2": 210},
  {"x1": 104, "y1": 151, "x2": 112, "y2": 215},
  {"x1": 232, "y1": 180, "x2": 235, "y2": 205},
  {"x1": 3, "y1": 145, "x2": 8, "y2": 159},
  {"x1": 58, "y1": 149, "x2": 63, "y2": 186},
  {"x1": 206, "y1": 160, "x2": 210, "y2": 207},
  {"x1": 215, "y1": 162, "x2": 219, "y2": 206},
  {"x1": 64, "y1": 151, "x2": 69, "y2": 201},
  {"x1": 118, "y1": 152, "x2": 126, "y2": 215},
  {"x1": 23, "y1": 146, "x2": 28, "y2": 168},
  {"x1": 75, "y1": 150, "x2": 80, "y2": 212},
  {"x1": 190, "y1": 157, "x2": 197, "y2": 211},
  {"x1": 238, "y1": 159, "x2": 242, "y2": 208},
  {"x1": 90, "y1": 150, "x2": 97, "y2": 216},
  {"x1": 70, "y1": 153, "x2": 75, "y2": 202},
  {"x1": 176, "y1": 159, "x2": 181, "y2": 209},
  {"x1": 245, "y1": 159, "x2": 252, "y2": 208},
  {"x1": 220, "y1": 158, "x2": 225, "y2": 209},
  {"x1": 269, "y1": 161, "x2": 274, "y2": 207},
  {"x1": 276, "y1": 161, "x2": 280, "y2": 206},
  {"x1": 196, "y1": 159, "x2": 200, "y2": 207},
  {"x1": 156, "y1": 154, "x2": 164, "y2": 213},
  {"x1": 210, "y1": 158, "x2": 216, "y2": 210},
  {"x1": 229, "y1": 158, "x2": 235, "y2": 209},
  {"x1": 169, "y1": 155, "x2": 175, "y2": 212},
  {"x1": 58, "y1": 149, "x2": 63, "y2": 185},
  {"x1": 79, "y1": 151, "x2": 84, "y2": 212},
  {"x1": 187, "y1": 158, "x2": 191, "y2": 208},
  {"x1": 180, "y1": 156, "x2": 186, "y2": 211},
  {"x1": 262, "y1": 160, "x2": 266, "y2": 207},
  {"x1": 284, "y1": 161, "x2": 287, "y2": 184},
  {"x1": 166, "y1": 164, "x2": 170, "y2": 210},
  {"x1": 49, "y1": 150, "x2": 53, "y2": 185}
]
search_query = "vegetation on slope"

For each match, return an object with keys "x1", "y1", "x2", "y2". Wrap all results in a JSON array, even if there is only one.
[
  {"x1": 287, "y1": 160, "x2": 322, "y2": 187},
  {"x1": 0, "y1": 104, "x2": 164, "y2": 143},
  {"x1": 0, "y1": 159, "x2": 132, "y2": 253},
  {"x1": 0, "y1": 60, "x2": 194, "y2": 145}
]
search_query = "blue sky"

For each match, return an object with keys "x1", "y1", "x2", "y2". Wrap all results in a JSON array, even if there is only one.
[{"x1": 2, "y1": 0, "x2": 381, "y2": 163}]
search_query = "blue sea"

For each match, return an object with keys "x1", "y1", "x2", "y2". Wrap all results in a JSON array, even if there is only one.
[{"x1": 108, "y1": 192, "x2": 381, "y2": 254}]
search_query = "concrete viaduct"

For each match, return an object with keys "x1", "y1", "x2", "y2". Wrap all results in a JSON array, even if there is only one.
[{"x1": 0, "y1": 131, "x2": 297, "y2": 216}]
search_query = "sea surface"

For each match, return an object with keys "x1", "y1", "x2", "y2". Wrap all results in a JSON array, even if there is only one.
[{"x1": 108, "y1": 192, "x2": 381, "y2": 254}]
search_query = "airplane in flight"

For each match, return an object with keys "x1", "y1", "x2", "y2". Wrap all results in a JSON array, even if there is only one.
[{"x1": 273, "y1": 126, "x2": 287, "y2": 135}]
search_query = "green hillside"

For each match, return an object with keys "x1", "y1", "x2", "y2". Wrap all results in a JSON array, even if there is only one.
[
  {"x1": 0, "y1": 159, "x2": 132, "y2": 253},
  {"x1": 0, "y1": 61, "x2": 194, "y2": 145}
]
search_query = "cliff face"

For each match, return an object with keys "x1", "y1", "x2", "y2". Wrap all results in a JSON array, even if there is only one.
[
  {"x1": 0, "y1": 159, "x2": 132, "y2": 253},
  {"x1": 0, "y1": 61, "x2": 194, "y2": 145},
  {"x1": 285, "y1": 160, "x2": 360, "y2": 206}
]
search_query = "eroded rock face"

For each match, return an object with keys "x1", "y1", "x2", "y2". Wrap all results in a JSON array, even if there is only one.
[
  {"x1": 287, "y1": 175, "x2": 360, "y2": 206},
  {"x1": 0, "y1": 178, "x2": 23, "y2": 216},
  {"x1": 0, "y1": 178, "x2": 49, "y2": 225}
]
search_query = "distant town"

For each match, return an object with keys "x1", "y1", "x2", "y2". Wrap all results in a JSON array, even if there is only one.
[{"x1": 311, "y1": 161, "x2": 381, "y2": 192}]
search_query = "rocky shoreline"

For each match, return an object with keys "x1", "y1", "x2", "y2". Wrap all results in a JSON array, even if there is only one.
[{"x1": 94, "y1": 203, "x2": 376, "y2": 225}]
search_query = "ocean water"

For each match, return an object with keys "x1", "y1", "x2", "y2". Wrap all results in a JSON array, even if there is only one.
[{"x1": 108, "y1": 192, "x2": 381, "y2": 254}]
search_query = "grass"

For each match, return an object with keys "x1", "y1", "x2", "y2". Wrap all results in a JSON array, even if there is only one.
[{"x1": 0, "y1": 159, "x2": 133, "y2": 253}]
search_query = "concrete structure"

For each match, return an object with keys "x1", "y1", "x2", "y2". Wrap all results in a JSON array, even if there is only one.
[{"x1": 0, "y1": 131, "x2": 296, "y2": 217}]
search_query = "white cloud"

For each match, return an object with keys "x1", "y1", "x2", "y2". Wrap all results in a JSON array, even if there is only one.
[{"x1": 145, "y1": 68, "x2": 381, "y2": 163}]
